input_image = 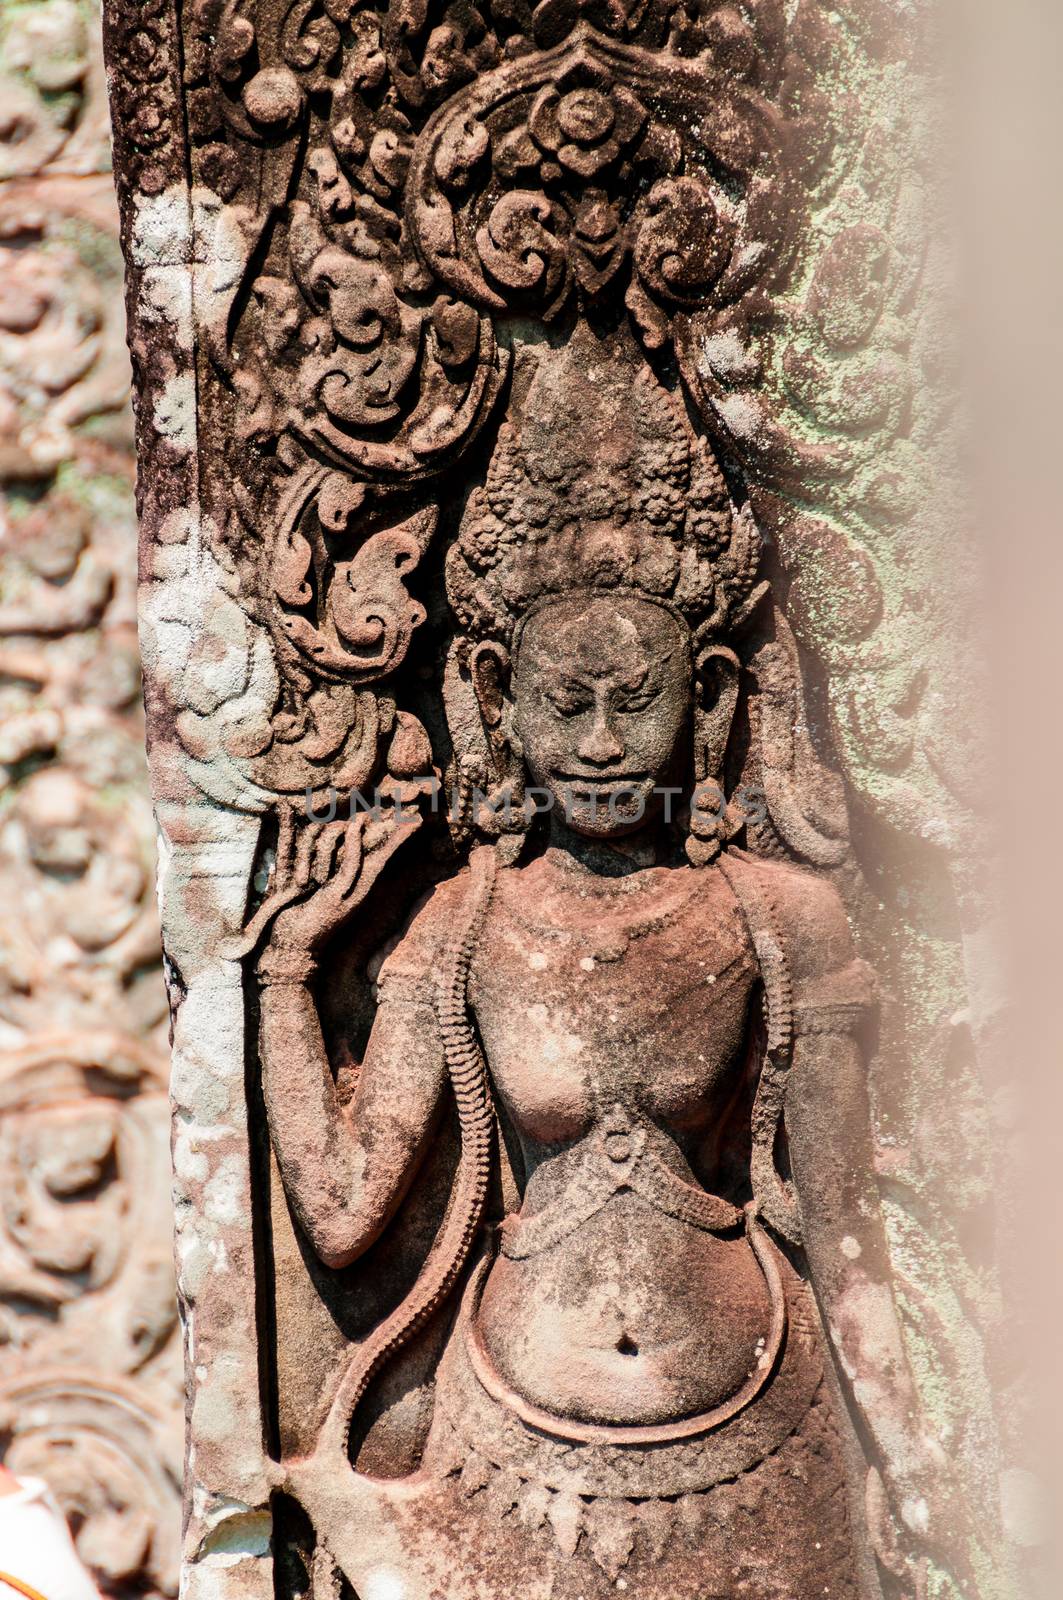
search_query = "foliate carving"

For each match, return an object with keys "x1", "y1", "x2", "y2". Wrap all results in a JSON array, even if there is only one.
[
  {"x1": 0, "y1": 1373, "x2": 180, "y2": 1597},
  {"x1": 269, "y1": 479, "x2": 435, "y2": 683},
  {"x1": 0, "y1": 8, "x2": 178, "y2": 1593},
  {"x1": 187, "y1": 0, "x2": 833, "y2": 487},
  {"x1": 104, "y1": 0, "x2": 1000, "y2": 1596},
  {"x1": 149, "y1": 0, "x2": 846, "y2": 838},
  {"x1": 0, "y1": 1038, "x2": 176, "y2": 1371},
  {"x1": 104, "y1": 0, "x2": 840, "y2": 864},
  {"x1": 407, "y1": 23, "x2": 809, "y2": 348}
]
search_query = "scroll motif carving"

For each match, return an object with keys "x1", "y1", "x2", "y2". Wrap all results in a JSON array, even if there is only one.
[
  {"x1": 103, "y1": 0, "x2": 1004, "y2": 1597},
  {"x1": 151, "y1": 0, "x2": 856, "y2": 842},
  {"x1": 0, "y1": 4, "x2": 178, "y2": 1592},
  {"x1": 0, "y1": 1373, "x2": 180, "y2": 1596},
  {"x1": 187, "y1": 0, "x2": 835, "y2": 481}
]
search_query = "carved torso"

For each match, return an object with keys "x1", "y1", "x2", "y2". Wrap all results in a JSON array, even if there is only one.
[
  {"x1": 376, "y1": 849, "x2": 862, "y2": 1439},
  {"x1": 473, "y1": 853, "x2": 763, "y2": 1425}
]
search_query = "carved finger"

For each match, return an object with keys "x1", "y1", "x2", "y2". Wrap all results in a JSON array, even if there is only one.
[
  {"x1": 336, "y1": 813, "x2": 368, "y2": 898},
  {"x1": 353, "y1": 809, "x2": 423, "y2": 901},
  {"x1": 312, "y1": 821, "x2": 345, "y2": 886},
  {"x1": 293, "y1": 821, "x2": 320, "y2": 889},
  {"x1": 218, "y1": 878, "x2": 307, "y2": 959},
  {"x1": 363, "y1": 798, "x2": 422, "y2": 856},
  {"x1": 274, "y1": 802, "x2": 296, "y2": 885}
]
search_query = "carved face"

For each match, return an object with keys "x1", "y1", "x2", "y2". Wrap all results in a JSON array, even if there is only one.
[{"x1": 512, "y1": 593, "x2": 692, "y2": 838}]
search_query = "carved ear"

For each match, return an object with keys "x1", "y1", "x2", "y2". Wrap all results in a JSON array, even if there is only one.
[
  {"x1": 469, "y1": 640, "x2": 511, "y2": 735},
  {"x1": 693, "y1": 644, "x2": 741, "y2": 780}
]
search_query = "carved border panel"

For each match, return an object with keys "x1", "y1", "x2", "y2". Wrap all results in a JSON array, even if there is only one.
[{"x1": 0, "y1": 1, "x2": 179, "y2": 1591}]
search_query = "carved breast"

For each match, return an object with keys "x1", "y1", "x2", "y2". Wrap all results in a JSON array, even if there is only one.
[{"x1": 470, "y1": 856, "x2": 757, "y2": 1151}]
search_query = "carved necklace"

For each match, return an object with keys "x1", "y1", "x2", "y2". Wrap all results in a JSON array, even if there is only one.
[{"x1": 499, "y1": 858, "x2": 711, "y2": 964}]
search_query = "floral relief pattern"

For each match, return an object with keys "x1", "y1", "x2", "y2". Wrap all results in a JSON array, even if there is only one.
[{"x1": 0, "y1": 2, "x2": 179, "y2": 1594}]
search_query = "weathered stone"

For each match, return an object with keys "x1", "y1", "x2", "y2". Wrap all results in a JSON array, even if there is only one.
[{"x1": 101, "y1": 1, "x2": 1012, "y2": 1597}]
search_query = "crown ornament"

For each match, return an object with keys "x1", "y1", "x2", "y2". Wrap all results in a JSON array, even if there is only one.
[{"x1": 446, "y1": 324, "x2": 766, "y2": 652}]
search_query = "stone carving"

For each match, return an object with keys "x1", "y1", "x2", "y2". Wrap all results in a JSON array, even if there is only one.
[
  {"x1": 255, "y1": 333, "x2": 969, "y2": 1600},
  {"x1": 0, "y1": 1, "x2": 179, "y2": 1592},
  {"x1": 103, "y1": 0, "x2": 1008, "y2": 1597},
  {"x1": 0, "y1": 1372, "x2": 180, "y2": 1596}
]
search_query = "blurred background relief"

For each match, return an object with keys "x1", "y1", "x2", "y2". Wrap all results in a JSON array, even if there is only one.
[{"x1": 0, "y1": 0, "x2": 179, "y2": 1593}]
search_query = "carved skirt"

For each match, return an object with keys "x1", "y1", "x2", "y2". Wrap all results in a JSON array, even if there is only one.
[{"x1": 410, "y1": 1247, "x2": 866, "y2": 1600}]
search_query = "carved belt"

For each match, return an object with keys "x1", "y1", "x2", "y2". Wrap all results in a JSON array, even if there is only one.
[
  {"x1": 467, "y1": 1105, "x2": 787, "y2": 1448},
  {"x1": 497, "y1": 1104, "x2": 742, "y2": 1261}
]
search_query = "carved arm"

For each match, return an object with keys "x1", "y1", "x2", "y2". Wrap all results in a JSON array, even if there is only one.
[
  {"x1": 787, "y1": 1032, "x2": 930, "y2": 1485},
  {"x1": 249, "y1": 803, "x2": 446, "y2": 1271},
  {"x1": 258, "y1": 973, "x2": 446, "y2": 1272}
]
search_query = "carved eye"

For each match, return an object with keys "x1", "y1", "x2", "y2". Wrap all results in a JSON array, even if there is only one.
[
  {"x1": 546, "y1": 686, "x2": 590, "y2": 717},
  {"x1": 617, "y1": 687, "x2": 658, "y2": 714}
]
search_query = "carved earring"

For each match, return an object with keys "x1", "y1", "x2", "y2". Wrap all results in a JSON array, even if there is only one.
[
  {"x1": 686, "y1": 779, "x2": 728, "y2": 868},
  {"x1": 686, "y1": 644, "x2": 742, "y2": 868},
  {"x1": 477, "y1": 746, "x2": 528, "y2": 840},
  {"x1": 449, "y1": 753, "x2": 486, "y2": 847},
  {"x1": 468, "y1": 642, "x2": 528, "y2": 840}
]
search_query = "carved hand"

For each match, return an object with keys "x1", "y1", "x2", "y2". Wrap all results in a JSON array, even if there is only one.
[{"x1": 247, "y1": 792, "x2": 425, "y2": 964}]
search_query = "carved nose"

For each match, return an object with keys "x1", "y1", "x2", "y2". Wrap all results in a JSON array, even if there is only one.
[{"x1": 577, "y1": 714, "x2": 624, "y2": 767}]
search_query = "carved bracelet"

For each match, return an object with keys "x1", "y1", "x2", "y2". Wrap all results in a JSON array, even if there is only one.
[{"x1": 255, "y1": 945, "x2": 318, "y2": 985}]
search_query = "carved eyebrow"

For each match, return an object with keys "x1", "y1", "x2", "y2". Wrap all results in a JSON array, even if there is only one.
[
  {"x1": 543, "y1": 675, "x2": 595, "y2": 702},
  {"x1": 548, "y1": 657, "x2": 661, "y2": 691},
  {"x1": 617, "y1": 664, "x2": 652, "y2": 691}
]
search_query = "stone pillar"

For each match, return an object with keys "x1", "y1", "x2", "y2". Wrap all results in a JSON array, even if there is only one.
[{"x1": 102, "y1": 2, "x2": 1017, "y2": 1597}]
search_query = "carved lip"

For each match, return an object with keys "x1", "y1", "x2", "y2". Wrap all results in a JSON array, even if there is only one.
[{"x1": 553, "y1": 770, "x2": 651, "y2": 789}]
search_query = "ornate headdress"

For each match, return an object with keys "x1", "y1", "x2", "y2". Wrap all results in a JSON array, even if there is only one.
[{"x1": 445, "y1": 327, "x2": 765, "y2": 655}]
